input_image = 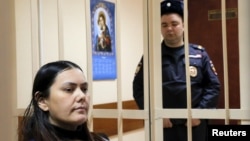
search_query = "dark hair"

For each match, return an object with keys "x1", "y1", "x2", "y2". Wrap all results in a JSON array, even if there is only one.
[
  {"x1": 97, "y1": 12, "x2": 106, "y2": 25},
  {"x1": 19, "y1": 60, "x2": 96, "y2": 141}
]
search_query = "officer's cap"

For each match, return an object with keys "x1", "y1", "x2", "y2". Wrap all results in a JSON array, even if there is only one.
[{"x1": 161, "y1": 0, "x2": 184, "y2": 18}]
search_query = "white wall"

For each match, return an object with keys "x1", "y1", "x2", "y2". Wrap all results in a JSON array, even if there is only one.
[
  {"x1": 15, "y1": 0, "x2": 143, "y2": 108},
  {"x1": 118, "y1": 0, "x2": 143, "y2": 100}
]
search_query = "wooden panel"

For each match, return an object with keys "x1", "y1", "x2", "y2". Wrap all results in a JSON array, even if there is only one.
[
  {"x1": 188, "y1": 0, "x2": 240, "y2": 124},
  {"x1": 93, "y1": 100, "x2": 144, "y2": 136},
  {"x1": 18, "y1": 116, "x2": 23, "y2": 141}
]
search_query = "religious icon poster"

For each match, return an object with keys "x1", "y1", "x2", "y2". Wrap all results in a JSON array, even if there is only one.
[{"x1": 90, "y1": 0, "x2": 117, "y2": 80}]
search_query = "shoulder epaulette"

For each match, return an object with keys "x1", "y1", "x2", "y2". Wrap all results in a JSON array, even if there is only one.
[{"x1": 190, "y1": 44, "x2": 205, "y2": 51}]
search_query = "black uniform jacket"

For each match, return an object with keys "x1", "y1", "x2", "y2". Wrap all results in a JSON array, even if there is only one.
[{"x1": 133, "y1": 41, "x2": 220, "y2": 112}]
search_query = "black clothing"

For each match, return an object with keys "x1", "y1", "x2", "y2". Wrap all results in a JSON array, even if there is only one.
[
  {"x1": 164, "y1": 119, "x2": 208, "y2": 141},
  {"x1": 52, "y1": 125, "x2": 89, "y2": 140},
  {"x1": 133, "y1": 42, "x2": 220, "y2": 109},
  {"x1": 133, "y1": 41, "x2": 220, "y2": 141},
  {"x1": 52, "y1": 125, "x2": 109, "y2": 141},
  {"x1": 29, "y1": 124, "x2": 109, "y2": 141}
]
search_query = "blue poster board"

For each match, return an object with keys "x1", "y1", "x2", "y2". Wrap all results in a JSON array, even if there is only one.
[{"x1": 90, "y1": 0, "x2": 117, "y2": 80}]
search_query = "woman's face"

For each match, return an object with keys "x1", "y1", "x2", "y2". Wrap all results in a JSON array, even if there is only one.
[{"x1": 40, "y1": 68, "x2": 89, "y2": 130}]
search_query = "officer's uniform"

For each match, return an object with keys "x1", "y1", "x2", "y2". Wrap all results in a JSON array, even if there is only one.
[
  {"x1": 133, "y1": 42, "x2": 220, "y2": 141},
  {"x1": 133, "y1": 1, "x2": 220, "y2": 141},
  {"x1": 133, "y1": 41, "x2": 220, "y2": 109}
]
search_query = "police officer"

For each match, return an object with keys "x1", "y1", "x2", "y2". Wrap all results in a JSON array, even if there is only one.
[{"x1": 133, "y1": 0, "x2": 220, "y2": 141}]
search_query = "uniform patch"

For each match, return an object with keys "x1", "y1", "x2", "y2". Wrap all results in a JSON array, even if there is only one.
[
  {"x1": 197, "y1": 45, "x2": 203, "y2": 50},
  {"x1": 189, "y1": 66, "x2": 197, "y2": 77},
  {"x1": 189, "y1": 54, "x2": 202, "y2": 58},
  {"x1": 191, "y1": 44, "x2": 204, "y2": 51},
  {"x1": 210, "y1": 60, "x2": 218, "y2": 75}
]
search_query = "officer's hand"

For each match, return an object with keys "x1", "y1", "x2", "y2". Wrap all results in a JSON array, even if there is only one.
[
  {"x1": 185, "y1": 118, "x2": 201, "y2": 127},
  {"x1": 163, "y1": 118, "x2": 173, "y2": 128}
]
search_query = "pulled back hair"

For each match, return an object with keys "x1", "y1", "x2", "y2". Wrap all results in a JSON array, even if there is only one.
[{"x1": 19, "y1": 60, "x2": 96, "y2": 141}]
